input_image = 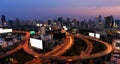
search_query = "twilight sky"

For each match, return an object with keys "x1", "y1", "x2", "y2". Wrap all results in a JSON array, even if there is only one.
[{"x1": 0, "y1": 0, "x2": 120, "y2": 20}]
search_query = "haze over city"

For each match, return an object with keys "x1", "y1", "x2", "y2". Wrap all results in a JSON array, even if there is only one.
[{"x1": 0, "y1": 0, "x2": 120, "y2": 20}]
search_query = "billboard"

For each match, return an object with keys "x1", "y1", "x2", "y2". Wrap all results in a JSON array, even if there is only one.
[
  {"x1": 30, "y1": 38, "x2": 43, "y2": 49},
  {"x1": 89, "y1": 32, "x2": 95, "y2": 37},
  {"x1": 30, "y1": 31, "x2": 35, "y2": 35},
  {"x1": 0, "y1": 29, "x2": 12, "y2": 33},
  {"x1": 89, "y1": 32, "x2": 100, "y2": 39},
  {"x1": 95, "y1": 33, "x2": 100, "y2": 39}
]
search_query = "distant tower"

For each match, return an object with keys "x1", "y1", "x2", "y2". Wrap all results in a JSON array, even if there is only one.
[
  {"x1": 48, "y1": 20, "x2": 51, "y2": 25},
  {"x1": 16, "y1": 18, "x2": 20, "y2": 26},
  {"x1": 95, "y1": 15, "x2": 102, "y2": 23},
  {"x1": 8, "y1": 20, "x2": 13, "y2": 27},
  {"x1": 104, "y1": 15, "x2": 114, "y2": 29},
  {"x1": 1, "y1": 15, "x2": 7, "y2": 26},
  {"x1": 98, "y1": 15, "x2": 102, "y2": 22},
  {"x1": 95, "y1": 15, "x2": 104, "y2": 31},
  {"x1": 57, "y1": 17, "x2": 63, "y2": 25},
  {"x1": 67, "y1": 17, "x2": 70, "y2": 23}
]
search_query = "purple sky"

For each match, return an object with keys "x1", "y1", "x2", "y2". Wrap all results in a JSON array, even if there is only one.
[{"x1": 0, "y1": 0, "x2": 120, "y2": 20}]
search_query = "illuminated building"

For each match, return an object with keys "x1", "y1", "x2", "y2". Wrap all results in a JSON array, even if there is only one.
[
  {"x1": 114, "y1": 20, "x2": 120, "y2": 29},
  {"x1": 104, "y1": 16, "x2": 114, "y2": 29},
  {"x1": 112, "y1": 39, "x2": 120, "y2": 53},
  {"x1": 95, "y1": 15, "x2": 104, "y2": 31}
]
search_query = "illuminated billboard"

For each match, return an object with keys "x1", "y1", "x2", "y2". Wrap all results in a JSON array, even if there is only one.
[
  {"x1": 30, "y1": 31, "x2": 35, "y2": 35},
  {"x1": 0, "y1": 29, "x2": 12, "y2": 33},
  {"x1": 95, "y1": 33, "x2": 100, "y2": 39},
  {"x1": 89, "y1": 32, "x2": 95, "y2": 37},
  {"x1": 30, "y1": 38, "x2": 43, "y2": 49}
]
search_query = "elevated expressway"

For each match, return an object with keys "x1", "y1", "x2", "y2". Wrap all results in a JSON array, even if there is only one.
[
  {"x1": 24, "y1": 31, "x2": 113, "y2": 63},
  {"x1": 25, "y1": 32, "x2": 74, "y2": 64},
  {"x1": 0, "y1": 31, "x2": 113, "y2": 63},
  {"x1": 24, "y1": 32, "x2": 113, "y2": 61}
]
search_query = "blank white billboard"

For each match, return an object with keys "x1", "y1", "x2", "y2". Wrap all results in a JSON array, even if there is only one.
[
  {"x1": 30, "y1": 38, "x2": 43, "y2": 49},
  {"x1": 0, "y1": 29, "x2": 12, "y2": 33},
  {"x1": 95, "y1": 33, "x2": 100, "y2": 39},
  {"x1": 89, "y1": 33, "x2": 95, "y2": 37}
]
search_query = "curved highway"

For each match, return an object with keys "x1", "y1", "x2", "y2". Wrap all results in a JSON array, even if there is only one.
[
  {"x1": 31, "y1": 34, "x2": 113, "y2": 62},
  {"x1": 0, "y1": 44, "x2": 23, "y2": 58},
  {"x1": 24, "y1": 31, "x2": 113, "y2": 63},
  {"x1": 45, "y1": 35, "x2": 74, "y2": 56},
  {"x1": 76, "y1": 34, "x2": 93, "y2": 56},
  {"x1": 0, "y1": 31, "x2": 26, "y2": 59},
  {"x1": 0, "y1": 31, "x2": 113, "y2": 64},
  {"x1": 24, "y1": 32, "x2": 74, "y2": 64}
]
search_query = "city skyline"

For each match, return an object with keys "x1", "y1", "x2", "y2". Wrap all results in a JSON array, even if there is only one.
[{"x1": 0, "y1": 0, "x2": 120, "y2": 20}]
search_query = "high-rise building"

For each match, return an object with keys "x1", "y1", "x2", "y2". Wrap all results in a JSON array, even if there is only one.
[
  {"x1": 114, "y1": 19, "x2": 120, "y2": 28},
  {"x1": 48, "y1": 20, "x2": 51, "y2": 25},
  {"x1": 98, "y1": 15, "x2": 102, "y2": 22},
  {"x1": 16, "y1": 18, "x2": 20, "y2": 26},
  {"x1": 57, "y1": 17, "x2": 63, "y2": 25},
  {"x1": 1, "y1": 15, "x2": 7, "y2": 26},
  {"x1": 67, "y1": 17, "x2": 70, "y2": 23},
  {"x1": 66, "y1": 17, "x2": 71, "y2": 27},
  {"x1": 95, "y1": 15, "x2": 104, "y2": 31},
  {"x1": 95, "y1": 15, "x2": 102, "y2": 22},
  {"x1": 8, "y1": 20, "x2": 13, "y2": 27},
  {"x1": 104, "y1": 16, "x2": 114, "y2": 29}
]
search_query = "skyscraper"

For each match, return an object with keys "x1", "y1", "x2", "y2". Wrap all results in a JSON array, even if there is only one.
[
  {"x1": 48, "y1": 20, "x2": 51, "y2": 25},
  {"x1": 1, "y1": 15, "x2": 7, "y2": 26},
  {"x1": 104, "y1": 16, "x2": 114, "y2": 29},
  {"x1": 16, "y1": 18, "x2": 20, "y2": 26},
  {"x1": 95, "y1": 15, "x2": 104, "y2": 31},
  {"x1": 57, "y1": 17, "x2": 63, "y2": 25},
  {"x1": 98, "y1": 15, "x2": 102, "y2": 22},
  {"x1": 8, "y1": 20, "x2": 13, "y2": 27},
  {"x1": 114, "y1": 19, "x2": 120, "y2": 28}
]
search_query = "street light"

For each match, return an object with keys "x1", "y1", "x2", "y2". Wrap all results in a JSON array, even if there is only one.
[{"x1": 34, "y1": 55, "x2": 39, "y2": 59}]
